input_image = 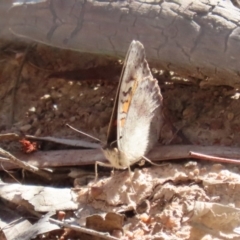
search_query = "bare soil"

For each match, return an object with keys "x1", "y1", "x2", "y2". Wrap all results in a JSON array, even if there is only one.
[{"x1": 1, "y1": 41, "x2": 238, "y2": 149}]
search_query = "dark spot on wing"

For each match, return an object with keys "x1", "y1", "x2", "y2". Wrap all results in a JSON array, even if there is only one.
[{"x1": 122, "y1": 87, "x2": 132, "y2": 97}]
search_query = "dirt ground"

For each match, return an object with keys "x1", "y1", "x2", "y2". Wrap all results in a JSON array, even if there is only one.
[
  {"x1": 1, "y1": 40, "x2": 239, "y2": 148},
  {"x1": 1, "y1": 39, "x2": 240, "y2": 239}
]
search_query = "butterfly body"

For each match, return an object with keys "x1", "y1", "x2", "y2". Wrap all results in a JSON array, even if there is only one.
[{"x1": 101, "y1": 40, "x2": 163, "y2": 170}]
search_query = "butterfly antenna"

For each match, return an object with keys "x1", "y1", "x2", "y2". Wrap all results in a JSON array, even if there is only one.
[
  {"x1": 66, "y1": 124, "x2": 101, "y2": 142},
  {"x1": 110, "y1": 140, "x2": 118, "y2": 147}
]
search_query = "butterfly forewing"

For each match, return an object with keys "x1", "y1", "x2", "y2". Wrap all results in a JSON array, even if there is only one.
[
  {"x1": 105, "y1": 41, "x2": 135, "y2": 146},
  {"x1": 117, "y1": 41, "x2": 152, "y2": 140}
]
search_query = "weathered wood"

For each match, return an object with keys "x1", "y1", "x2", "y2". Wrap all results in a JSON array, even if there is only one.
[
  {"x1": 1, "y1": 144, "x2": 240, "y2": 170},
  {"x1": 3, "y1": 0, "x2": 240, "y2": 87}
]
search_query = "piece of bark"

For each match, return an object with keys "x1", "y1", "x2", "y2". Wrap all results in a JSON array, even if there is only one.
[
  {"x1": 11, "y1": 212, "x2": 60, "y2": 240},
  {"x1": 0, "y1": 205, "x2": 32, "y2": 240},
  {"x1": 5, "y1": 0, "x2": 240, "y2": 87},
  {"x1": 0, "y1": 133, "x2": 21, "y2": 141},
  {"x1": 0, "y1": 184, "x2": 79, "y2": 212},
  {"x1": 1, "y1": 144, "x2": 240, "y2": 170},
  {"x1": 189, "y1": 201, "x2": 240, "y2": 239}
]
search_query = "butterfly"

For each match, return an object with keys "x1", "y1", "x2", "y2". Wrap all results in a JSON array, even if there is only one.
[{"x1": 95, "y1": 40, "x2": 163, "y2": 177}]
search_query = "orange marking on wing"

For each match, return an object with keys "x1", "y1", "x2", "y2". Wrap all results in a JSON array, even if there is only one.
[
  {"x1": 120, "y1": 97, "x2": 131, "y2": 128},
  {"x1": 122, "y1": 99, "x2": 131, "y2": 113},
  {"x1": 120, "y1": 117, "x2": 126, "y2": 127},
  {"x1": 120, "y1": 78, "x2": 138, "y2": 128}
]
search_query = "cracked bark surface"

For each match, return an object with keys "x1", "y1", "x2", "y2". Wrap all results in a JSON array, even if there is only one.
[{"x1": 2, "y1": 0, "x2": 240, "y2": 87}]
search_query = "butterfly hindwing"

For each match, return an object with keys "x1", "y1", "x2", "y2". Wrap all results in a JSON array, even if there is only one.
[
  {"x1": 102, "y1": 40, "x2": 162, "y2": 169},
  {"x1": 117, "y1": 41, "x2": 162, "y2": 162}
]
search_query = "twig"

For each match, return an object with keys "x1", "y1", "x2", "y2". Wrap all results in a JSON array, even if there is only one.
[
  {"x1": 26, "y1": 210, "x2": 118, "y2": 240},
  {"x1": 0, "y1": 133, "x2": 20, "y2": 141},
  {"x1": 189, "y1": 151, "x2": 240, "y2": 164},
  {"x1": 10, "y1": 44, "x2": 32, "y2": 125},
  {"x1": 49, "y1": 218, "x2": 118, "y2": 240},
  {"x1": 26, "y1": 134, "x2": 101, "y2": 149},
  {"x1": 1, "y1": 162, "x2": 21, "y2": 183},
  {"x1": 0, "y1": 147, "x2": 52, "y2": 180}
]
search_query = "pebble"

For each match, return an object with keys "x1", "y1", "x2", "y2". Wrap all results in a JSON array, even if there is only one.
[
  {"x1": 69, "y1": 116, "x2": 76, "y2": 122},
  {"x1": 41, "y1": 94, "x2": 51, "y2": 100},
  {"x1": 28, "y1": 106, "x2": 36, "y2": 112}
]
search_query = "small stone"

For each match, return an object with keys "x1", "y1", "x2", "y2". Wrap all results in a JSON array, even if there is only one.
[
  {"x1": 20, "y1": 124, "x2": 32, "y2": 132},
  {"x1": 112, "y1": 229, "x2": 123, "y2": 238},
  {"x1": 69, "y1": 116, "x2": 76, "y2": 122},
  {"x1": 28, "y1": 107, "x2": 36, "y2": 112},
  {"x1": 41, "y1": 94, "x2": 51, "y2": 100}
]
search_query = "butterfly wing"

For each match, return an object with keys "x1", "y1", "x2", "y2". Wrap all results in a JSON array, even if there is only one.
[
  {"x1": 105, "y1": 40, "x2": 138, "y2": 146},
  {"x1": 117, "y1": 40, "x2": 163, "y2": 162}
]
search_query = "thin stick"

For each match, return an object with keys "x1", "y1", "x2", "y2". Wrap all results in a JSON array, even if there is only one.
[
  {"x1": 49, "y1": 218, "x2": 118, "y2": 240},
  {"x1": 1, "y1": 162, "x2": 20, "y2": 183},
  {"x1": 0, "y1": 147, "x2": 52, "y2": 180},
  {"x1": 66, "y1": 124, "x2": 100, "y2": 142},
  {"x1": 24, "y1": 209, "x2": 118, "y2": 240},
  {"x1": 189, "y1": 151, "x2": 240, "y2": 164},
  {"x1": 10, "y1": 44, "x2": 32, "y2": 124}
]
